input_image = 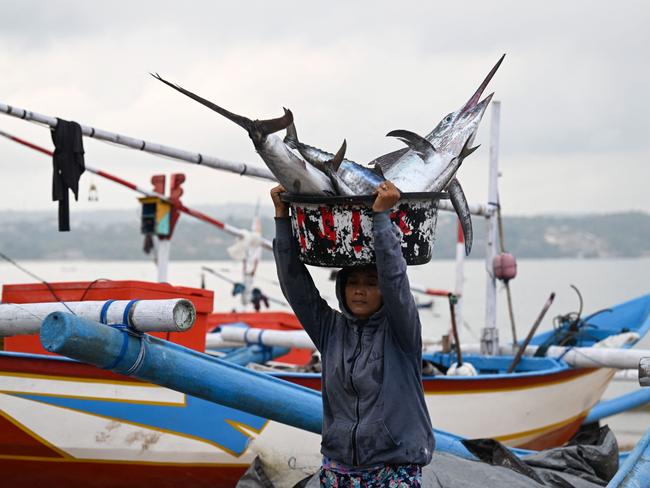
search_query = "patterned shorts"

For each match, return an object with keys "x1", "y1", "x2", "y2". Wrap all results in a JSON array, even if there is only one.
[{"x1": 319, "y1": 463, "x2": 422, "y2": 487}]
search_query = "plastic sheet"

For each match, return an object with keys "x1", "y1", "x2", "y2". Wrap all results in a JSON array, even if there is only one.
[{"x1": 237, "y1": 427, "x2": 619, "y2": 488}]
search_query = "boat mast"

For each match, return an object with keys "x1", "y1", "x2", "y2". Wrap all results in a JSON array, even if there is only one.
[{"x1": 481, "y1": 101, "x2": 501, "y2": 355}]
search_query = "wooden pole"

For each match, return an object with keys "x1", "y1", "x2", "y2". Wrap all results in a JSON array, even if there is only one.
[
  {"x1": 0, "y1": 299, "x2": 196, "y2": 336},
  {"x1": 507, "y1": 293, "x2": 555, "y2": 373},
  {"x1": 448, "y1": 294, "x2": 463, "y2": 366}
]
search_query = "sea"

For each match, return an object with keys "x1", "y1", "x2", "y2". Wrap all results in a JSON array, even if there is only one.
[{"x1": 1, "y1": 257, "x2": 648, "y2": 449}]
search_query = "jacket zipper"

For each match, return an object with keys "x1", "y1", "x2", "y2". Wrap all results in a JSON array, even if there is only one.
[{"x1": 349, "y1": 328, "x2": 363, "y2": 466}]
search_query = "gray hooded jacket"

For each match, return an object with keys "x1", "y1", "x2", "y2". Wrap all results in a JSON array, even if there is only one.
[{"x1": 274, "y1": 211, "x2": 434, "y2": 468}]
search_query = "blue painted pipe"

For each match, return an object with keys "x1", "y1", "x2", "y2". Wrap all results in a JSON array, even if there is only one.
[
  {"x1": 585, "y1": 389, "x2": 650, "y2": 424},
  {"x1": 222, "y1": 345, "x2": 291, "y2": 366},
  {"x1": 40, "y1": 312, "x2": 323, "y2": 434},
  {"x1": 35, "y1": 312, "x2": 552, "y2": 462}
]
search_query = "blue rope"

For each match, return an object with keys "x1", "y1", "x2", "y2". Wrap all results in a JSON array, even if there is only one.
[
  {"x1": 101, "y1": 299, "x2": 140, "y2": 370},
  {"x1": 99, "y1": 300, "x2": 115, "y2": 324},
  {"x1": 122, "y1": 300, "x2": 138, "y2": 329},
  {"x1": 104, "y1": 329, "x2": 130, "y2": 370}
]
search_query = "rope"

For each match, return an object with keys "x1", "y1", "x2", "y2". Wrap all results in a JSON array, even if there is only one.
[
  {"x1": 101, "y1": 299, "x2": 141, "y2": 371},
  {"x1": 0, "y1": 250, "x2": 75, "y2": 315}
]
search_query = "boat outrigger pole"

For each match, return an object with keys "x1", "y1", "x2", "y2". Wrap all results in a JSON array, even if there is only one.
[
  {"x1": 0, "y1": 101, "x2": 488, "y2": 217},
  {"x1": 0, "y1": 101, "x2": 275, "y2": 180}
]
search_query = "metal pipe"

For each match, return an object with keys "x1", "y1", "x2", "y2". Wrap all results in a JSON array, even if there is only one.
[
  {"x1": 40, "y1": 311, "x2": 323, "y2": 433},
  {"x1": 481, "y1": 101, "x2": 501, "y2": 355},
  {"x1": 0, "y1": 299, "x2": 196, "y2": 336}
]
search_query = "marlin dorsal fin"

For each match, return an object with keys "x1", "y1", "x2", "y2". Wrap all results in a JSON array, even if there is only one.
[
  {"x1": 368, "y1": 147, "x2": 409, "y2": 174},
  {"x1": 386, "y1": 130, "x2": 437, "y2": 161}
]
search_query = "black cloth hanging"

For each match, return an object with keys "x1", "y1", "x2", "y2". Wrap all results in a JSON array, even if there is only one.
[{"x1": 51, "y1": 119, "x2": 85, "y2": 231}]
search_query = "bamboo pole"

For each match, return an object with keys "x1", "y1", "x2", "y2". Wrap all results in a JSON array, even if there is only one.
[{"x1": 0, "y1": 299, "x2": 196, "y2": 336}]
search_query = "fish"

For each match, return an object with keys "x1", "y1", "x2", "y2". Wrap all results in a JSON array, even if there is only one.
[
  {"x1": 151, "y1": 73, "x2": 336, "y2": 195},
  {"x1": 377, "y1": 55, "x2": 504, "y2": 192},
  {"x1": 284, "y1": 123, "x2": 384, "y2": 195}
]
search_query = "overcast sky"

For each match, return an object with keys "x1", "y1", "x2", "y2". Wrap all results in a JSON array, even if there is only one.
[{"x1": 0, "y1": 1, "x2": 648, "y2": 217}]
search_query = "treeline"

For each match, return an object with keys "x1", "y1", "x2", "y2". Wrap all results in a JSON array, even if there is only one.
[{"x1": 1, "y1": 208, "x2": 648, "y2": 260}]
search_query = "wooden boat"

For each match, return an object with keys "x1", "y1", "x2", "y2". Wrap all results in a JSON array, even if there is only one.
[{"x1": 1, "y1": 280, "x2": 649, "y2": 487}]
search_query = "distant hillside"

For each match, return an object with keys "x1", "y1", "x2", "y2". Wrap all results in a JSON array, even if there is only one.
[{"x1": 0, "y1": 207, "x2": 648, "y2": 260}]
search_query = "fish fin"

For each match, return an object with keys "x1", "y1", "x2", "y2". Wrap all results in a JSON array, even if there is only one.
[
  {"x1": 284, "y1": 121, "x2": 299, "y2": 149},
  {"x1": 152, "y1": 73, "x2": 293, "y2": 141},
  {"x1": 460, "y1": 139, "x2": 481, "y2": 160},
  {"x1": 368, "y1": 147, "x2": 409, "y2": 173},
  {"x1": 372, "y1": 163, "x2": 385, "y2": 178},
  {"x1": 386, "y1": 130, "x2": 437, "y2": 160},
  {"x1": 448, "y1": 178, "x2": 473, "y2": 256},
  {"x1": 326, "y1": 140, "x2": 346, "y2": 172}
]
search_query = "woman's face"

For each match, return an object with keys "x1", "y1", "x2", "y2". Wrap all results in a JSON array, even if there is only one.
[{"x1": 344, "y1": 268, "x2": 382, "y2": 320}]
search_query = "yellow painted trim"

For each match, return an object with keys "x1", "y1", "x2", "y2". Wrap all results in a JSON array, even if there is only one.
[
  {"x1": 225, "y1": 418, "x2": 269, "y2": 437},
  {"x1": 493, "y1": 409, "x2": 589, "y2": 442},
  {"x1": 2, "y1": 389, "x2": 185, "y2": 407},
  {"x1": 13, "y1": 395, "x2": 265, "y2": 459},
  {"x1": 0, "y1": 409, "x2": 72, "y2": 459},
  {"x1": 0, "y1": 370, "x2": 157, "y2": 387},
  {"x1": 425, "y1": 368, "x2": 603, "y2": 395},
  {"x1": 0, "y1": 453, "x2": 249, "y2": 467}
]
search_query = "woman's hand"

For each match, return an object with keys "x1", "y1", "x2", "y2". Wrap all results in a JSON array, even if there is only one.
[
  {"x1": 270, "y1": 185, "x2": 289, "y2": 218},
  {"x1": 372, "y1": 180, "x2": 400, "y2": 212}
]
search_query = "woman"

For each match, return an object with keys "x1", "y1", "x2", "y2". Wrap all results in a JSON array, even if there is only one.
[{"x1": 272, "y1": 181, "x2": 434, "y2": 487}]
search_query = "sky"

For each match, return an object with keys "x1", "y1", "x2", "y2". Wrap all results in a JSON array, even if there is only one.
[{"x1": 0, "y1": 1, "x2": 648, "y2": 217}]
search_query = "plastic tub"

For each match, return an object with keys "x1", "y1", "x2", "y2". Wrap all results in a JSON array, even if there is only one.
[{"x1": 281, "y1": 192, "x2": 445, "y2": 267}]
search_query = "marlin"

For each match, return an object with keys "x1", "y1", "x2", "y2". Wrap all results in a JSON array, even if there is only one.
[
  {"x1": 377, "y1": 55, "x2": 504, "y2": 192},
  {"x1": 152, "y1": 74, "x2": 338, "y2": 195}
]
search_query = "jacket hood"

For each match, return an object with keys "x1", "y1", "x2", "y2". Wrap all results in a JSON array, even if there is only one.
[{"x1": 335, "y1": 264, "x2": 384, "y2": 325}]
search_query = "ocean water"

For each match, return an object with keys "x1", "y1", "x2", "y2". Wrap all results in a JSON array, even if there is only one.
[{"x1": 1, "y1": 257, "x2": 649, "y2": 448}]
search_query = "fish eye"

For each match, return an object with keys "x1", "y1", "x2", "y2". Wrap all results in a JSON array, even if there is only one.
[{"x1": 445, "y1": 115, "x2": 452, "y2": 123}]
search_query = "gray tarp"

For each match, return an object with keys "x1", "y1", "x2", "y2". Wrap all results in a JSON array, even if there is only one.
[{"x1": 237, "y1": 427, "x2": 618, "y2": 488}]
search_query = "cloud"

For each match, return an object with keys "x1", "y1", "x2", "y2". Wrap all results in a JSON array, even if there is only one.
[{"x1": 0, "y1": 0, "x2": 648, "y2": 214}]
